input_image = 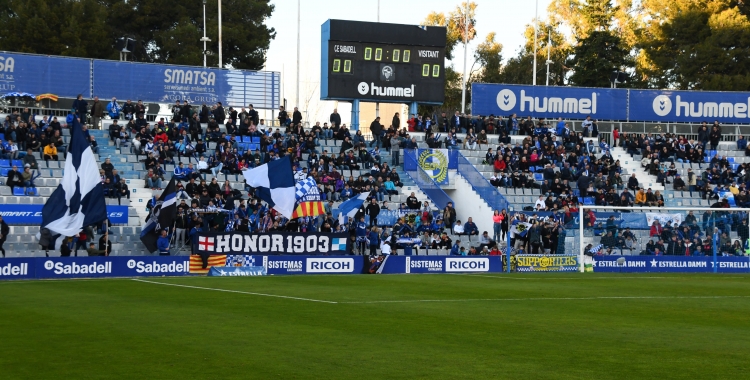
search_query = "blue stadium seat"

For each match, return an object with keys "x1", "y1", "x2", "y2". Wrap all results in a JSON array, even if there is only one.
[
  {"x1": 0, "y1": 160, "x2": 9, "y2": 167},
  {"x1": 11, "y1": 160, "x2": 23, "y2": 168},
  {"x1": 242, "y1": 136, "x2": 251, "y2": 143},
  {"x1": 583, "y1": 197, "x2": 594, "y2": 205},
  {"x1": 0, "y1": 168, "x2": 9, "y2": 177},
  {"x1": 533, "y1": 173, "x2": 544, "y2": 182},
  {"x1": 251, "y1": 136, "x2": 261, "y2": 144},
  {"x1": 0, "y1": 133, "x2": 4, "y2": 141},
  {"x1": 13, "y1": 187, "x2": 27, "y2": 196}
]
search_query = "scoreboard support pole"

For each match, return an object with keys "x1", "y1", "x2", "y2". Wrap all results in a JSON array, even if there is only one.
[
  {"x1": 351, "y1": 99, "x2": 360, "y2": 131},
  {"x1": 409, "y1": 102, "x2": 418, "y2": 120}
]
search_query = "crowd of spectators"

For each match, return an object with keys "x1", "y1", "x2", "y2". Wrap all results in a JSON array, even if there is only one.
[{"x1": 586, "y1": 208, "x2": 750, "y2": 257}]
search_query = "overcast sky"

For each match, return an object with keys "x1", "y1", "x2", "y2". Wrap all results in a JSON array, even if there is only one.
[{"x1": 262, "y1": 0, "x2": 553, "y2": 124}]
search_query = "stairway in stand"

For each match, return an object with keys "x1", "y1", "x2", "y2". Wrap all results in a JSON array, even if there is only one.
[{"x1": 610, "y1": 147, "x2": 664, "y2": 191}]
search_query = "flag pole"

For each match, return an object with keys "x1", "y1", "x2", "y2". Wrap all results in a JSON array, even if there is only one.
[
  {"x1": 104, "y1": 225, "x2": 109, "y2": 256},
  {"x1": 166, "y1": 222, "x2": 177, "y2": 256}
]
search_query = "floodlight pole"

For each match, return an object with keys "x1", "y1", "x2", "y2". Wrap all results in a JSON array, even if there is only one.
[
  {"x1": 376, "y1": 0, "x2": 380, "y2": 119},
  {"x1": 532, "y1": 0, "x2": 538, "y2": 86},
  {"x1": 295, "y1": 0, "x2": 300, "y2": 110},
  {"x1": 545, "y1": 29, "x2": 551, "y2": 86},
  {"x1": 218, "y1": 0, "x2": 223, "y2": 69},
  {"x1": 202, "y1": 0, "x2": 209, "y2": 68},
  {"x1": 461, "y1": 2, "x2": 468, "y2": 114}
]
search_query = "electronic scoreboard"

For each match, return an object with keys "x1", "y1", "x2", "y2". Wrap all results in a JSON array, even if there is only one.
[{"x1": 321, "y1": 19, "x2": 447, "y2": 104}]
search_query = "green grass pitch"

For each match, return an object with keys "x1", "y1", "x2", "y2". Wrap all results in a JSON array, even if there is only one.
[{"x1": 1, "y1": 273, "x2": 749, "y2": 379}]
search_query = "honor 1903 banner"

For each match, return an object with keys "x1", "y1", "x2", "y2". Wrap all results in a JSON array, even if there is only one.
[{"x1": 192, "y1": 232, "x2": 351, "y2": 255}]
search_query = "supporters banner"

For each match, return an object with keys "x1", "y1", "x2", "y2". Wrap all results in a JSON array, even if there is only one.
[
  {"x1": 0, "y1": 52, "x2": 91, "y2": 97},
  {"x1": 630, "y1": 89, "x2": 750, "y2": 123},
  {"x1": 515, "y1": 255, "x2": 579, "y2": 272},
  {"x1": 590, "y1": 256, "x2": 750, "y2": 273},
  {"x1": 192, "y1": 232, "x2": 350, "y2": 255},
  {"x1": 0, "y1": 205, "x2": 128, "y2": 224},
  {"x1": 471, "y1": 83, "x2": 628, "y2": 120},
  {"x1": 93, "y1": 60, "x2": 280, "y2": 109}
]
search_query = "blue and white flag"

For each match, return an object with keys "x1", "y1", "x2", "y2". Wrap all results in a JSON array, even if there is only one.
[
  {"x1": 140, "y1": 177, "x2": 177, "y2": 253},
  {"x1": 295, "y1": 177, "x2": 321, "y2": 202},
  {"x1": 40, "y1": 116, "x2": 106, "y2": 237},
  {"x1": 242, "y1": 155, "x2": 295, "y2": 218},
  {"x1": 338, "y1": 192, "x2": 369, "y2": 219}
]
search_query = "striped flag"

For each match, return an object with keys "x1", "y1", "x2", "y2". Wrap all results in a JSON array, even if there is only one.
[
  {"x1": 40, "y1": 116, "x2": 107, "y2": 238},
  {"x1": 189, "y1": 255, "x2": 227, "y2": 274},
  {"x1": 140, "y1": 177, "x2": 177, "y2": 253},
  {"x1": 292, "y1": 201, "x2": 326, "y2": 218}
]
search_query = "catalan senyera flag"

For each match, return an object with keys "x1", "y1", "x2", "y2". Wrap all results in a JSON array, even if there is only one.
[
  {"x1": 292, "y1": 201, "x2": 326, "y2": 218},
  {"x1": 189, "y1": 255, "x2": 227, "y2": 274}
]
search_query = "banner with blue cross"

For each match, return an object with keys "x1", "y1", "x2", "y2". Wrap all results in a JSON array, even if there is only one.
[{"x1": 193, "y1": 231, "x2": 351, "y2": 255}]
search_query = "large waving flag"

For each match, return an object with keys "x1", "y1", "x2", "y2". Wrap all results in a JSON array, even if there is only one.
[
  {"x1": 40, "y1": 116, "x2": 107, "y2": 237},
  {"x1": 291, "y1": 177, "x2": 325, "y2": 218},
  {"x1": 140, "y1": 177, "x2": 177, "y2": 253},
  {"x1": 242, "y1": 156, "x2": 295, "y2": 218},
  {"x1": 338, "y1": 192, "x2": 369, "y2": 219}
]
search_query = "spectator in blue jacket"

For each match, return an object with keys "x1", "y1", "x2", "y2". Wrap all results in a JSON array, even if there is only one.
[
  {"x1": 464, "y1": 217, "x2": 479, "y2": 240},
  {"x1": 157, "y1": 229, "x2": 171, "y2": 255},
  {"x1": 450, "y1": 241, "x2": 461, "y2": 256},
  {"x1": 737, "y1": 135, "x2": 747, "y2": 151},
  {"x1": 173, "y1": 162, "x2": 188, "y2": 180},
  {"x1": 107, "y1": 98, "x2": 122, "y2": 119},
  {"x1": 367, "y1": 227, "x2": 380, "y2": 256}
]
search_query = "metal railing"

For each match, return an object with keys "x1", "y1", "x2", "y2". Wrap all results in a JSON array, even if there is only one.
[
  {"x1": 402, "y1": 151, "x2": 453, "y2": 210},
  {"x1": 456, "y1": 152, "x2": 510, "y2": 212}
]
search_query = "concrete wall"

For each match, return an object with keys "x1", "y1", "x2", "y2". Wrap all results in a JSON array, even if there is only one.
[{"x1": 445, "y1": 174, "x2": 495, "y2": 236}]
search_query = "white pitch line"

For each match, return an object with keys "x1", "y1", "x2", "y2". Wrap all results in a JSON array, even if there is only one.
[
  {"x1": 452, "y1": 274, "x2": 750, "y2": 280},
  {"x1": 454, "y1": 274, "x2": 673, "y2": 280},
  {"x1": 338, "y1": 295, "x2": 750, "y2": 304},
  {"x1": 131, "y1": 279, "x2": 338, "y2": 304}
]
